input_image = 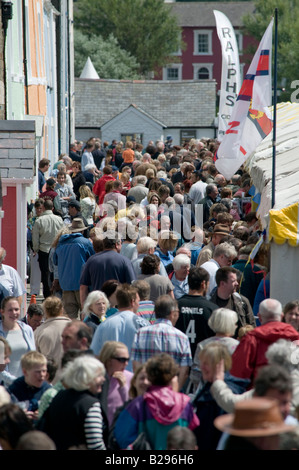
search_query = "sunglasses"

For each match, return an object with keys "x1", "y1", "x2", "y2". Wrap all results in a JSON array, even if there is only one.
[{"x1": 112, "y1": 357, "x2": 130, "y2": 363}]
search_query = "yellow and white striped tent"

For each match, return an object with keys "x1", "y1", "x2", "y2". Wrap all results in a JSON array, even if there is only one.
[{"x1": 247, "y1": 102, "x2": 299, "y2": 304}]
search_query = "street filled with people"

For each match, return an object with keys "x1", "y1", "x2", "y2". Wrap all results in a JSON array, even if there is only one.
[{"x1": 1, "y1": 136, "x2": 299, "y2": 451}]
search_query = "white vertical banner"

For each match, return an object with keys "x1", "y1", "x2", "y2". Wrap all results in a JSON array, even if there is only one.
[{"x1": 214, "y1": 10, "x2": 241, "y2": 141}]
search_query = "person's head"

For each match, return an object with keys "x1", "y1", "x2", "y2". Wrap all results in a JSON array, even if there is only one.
[
  {"x1": 46, "y1": 358, "x2": 58, "y2": 384},
  {"x1": 21, "y1": 351, "x2": 47, "y2": 388},
  {"x1": 26, "y1": 303, "x2": 43, "y2": 330},
  {"x1": 62, "y1": 355, "x2": 105, "y2": 395},
  {"x1": 283, "y1": 300, "x2": 299, "y2": 331},
  {"x1": 82, "y1": 290, "x2": 109, "y2": 319},
  {"x1": 140, "y1": 254, "x2": 160, "y2": 275},
  {"x1": 131, "y1": 280, "x2": 151, "y2": 301},
  {"x1": 136, "y1": 236, "x2": 157, "y2": 255},
  {"x1": 211, "y1": 223, "x2": 231, "y2": 246},
  {"x1": 68, "y1": 200, "x2": 81, "y2": 218},
  {"x1": 102, "y1": 232, "x2": 122, "y2": 252},
  {"x1": 213, "y1": 242, "x2": 237, "y2": 267},
  {"x1": 146, "y1": 353, "x2": 179, "y2": 386},
  {"x1": 237, "y1": 324, "x2": 254, "y2": 340},
  {"x1": 154, "y1": 295, "x2": 179, "y2": 324},
  {"x1": 79, "y1": 184, "x2": 95, "y2": 201},
  {"x1": 0, "y1": 404, "x2": 33, "y2": 450},
  {"x1": 34, "y1": 198, "x2": 45, "y2": 216},
  {"x1": 199, "y1": 342, "x2": 232, "y2": 383},
  {"x1": 16, "y1": 430, "x2": 56, "y2": 450},
  {"x1": 115, "y1": 284, "x2": 139, "y2": 313},
  {"x1": 101, "y1": 279, "x2": 120, "y2": 308},
  {"x1": 253, "y1": 365, "x2": 293, "y2": 420},
  {"x1": 187, "y1": 266, "x2": 209, "y2": 294},
  {"x1": 0, "y1": 296, "x2": 21, "y2": 329},
  {"x1": 43, "y1": 199, "x2": 54, "y2": 212},
  {"x1": 147, "y1": 191, "x2": 161, "y2": 206},
  {"x1": 98, "y1": 341, "x2": 130, "y2": 376},
  {"x1": 71, "y1": 161, "x2": 81, "y2": 173},
  {"x1": 56, "y1": 171, "x2": 66, "y2": 186},
  {"x1": 42, "y1": 296, "x2": 64, "y2": 319},
  {"x1": 172, "y1": 254, "x2": 191, "y2": 280},
  {"x1": 215, "y1": 266, "x2": 239, "y2": 295},
  {"x1": 38, "y1": 158, "x2": 50, "y2": 173},
  {"x1": 158, "y1": 231, "x2": 178, "y2": 253},
  {"x1": 265, "y1": 339, "x2": 299, "y2": 374},
  {"x1": 258, "y1": 298, "x2": 283, "y2": 325},
  {"x1": 206, "y1": 184, "x2": 219, "y2": 201},
  {"x1": 167, "y1": 426, "x2": 198, "y2": 451},
  {"x1": 61, "y1": 320, "x2": 93, "y2": 352},
  {"x1": 129, "y1": 365, "x2": 150, "y2": 399},
  {"x1": 208, "y1": 308, "x2": 238, "y2": 337},
  {"x1": 214, "y1": 397, "x2": 296, "y2": 450},
  {"x1": 0, "y1": 337, "x2": 11, "y2": 372}
]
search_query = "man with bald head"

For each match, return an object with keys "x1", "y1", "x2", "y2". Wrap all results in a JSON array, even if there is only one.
[{"x1": 230, "y1": 298, "x2": 299, "y2": 385}]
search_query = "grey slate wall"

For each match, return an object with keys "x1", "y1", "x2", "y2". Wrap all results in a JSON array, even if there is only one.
[{"x1": 0, "y1": 121, "x2": 36, "y2": 178}]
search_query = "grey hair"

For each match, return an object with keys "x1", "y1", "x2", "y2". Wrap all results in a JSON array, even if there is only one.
[
  {"x1": 82, "y1": 290, "x2": 109, "y2": 317},
  {"x1": 136, "y1": 236, "x2": 157, "y2": 254},
  {"x1": 173, "y1": 193, "x2": 184, "y2": 205},
  {"x1": 85, "y1": 163, "x2": 96, "y2": 171},
  {"x1": 208, "y1": 308, "x2": 238, "y2": 336},
  {"x1": 265, "y1": 339, "x2": 297, "y2": 372},
  {"x1": 62, "y1": 355, "x2": 105, "y2": 391},
  {"x1": 259, "y1": 298, "x2": 282, "y2": 322},
  {"x1": 173, "y1": 253, "x2": 191, "y2": 270},
  {"x1": 214, "y1": 242, "x2": 237, "y2": 259}
]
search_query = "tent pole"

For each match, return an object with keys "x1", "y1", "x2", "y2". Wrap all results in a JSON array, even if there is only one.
[{"x1": 272, "y1": 8, "x2": 278, "y2": 208}]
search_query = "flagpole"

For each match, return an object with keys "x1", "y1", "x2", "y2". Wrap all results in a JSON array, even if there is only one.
[{"x1": 271, "y1": 8, "x2": 278, "y2": 208}]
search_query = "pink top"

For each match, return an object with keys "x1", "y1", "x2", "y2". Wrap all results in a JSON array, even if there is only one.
[{"x1": 107, "y1": 369, "x2": 133, "y2": 426}]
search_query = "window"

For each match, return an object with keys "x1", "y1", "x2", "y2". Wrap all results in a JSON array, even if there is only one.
[
  {"x1": 193, "y1": 64, "x2": 213, "y2": 80},
  {"x1": 180, "y1": 130, "x2": 197, "y2": 146},
  {"x1": 162, "y1": 64, "x2": 182, "y2": 81},
  {"x1": 120, "y1": 134, "x2": 143, "y2": 144},
  {"x1": 235, "y1": 32, "x2": 243, "y2": 54},
  {"x1": 194, "y1": 30, "x2": 212, "y2": 55}
]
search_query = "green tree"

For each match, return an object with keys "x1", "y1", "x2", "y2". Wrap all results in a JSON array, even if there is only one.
[
  {"x1": 242, "y1": 0, "x2": 299, "y2": 102},
  {"x1": 74, "y1": 0, "x2": 183, "y2": 76},
  {"x1": 74, "y1": 30, "x2": 142, "y2": 79}
]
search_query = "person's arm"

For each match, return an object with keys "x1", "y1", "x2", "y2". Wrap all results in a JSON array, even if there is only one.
[
  {"x1": 178, "y1": 365, "x2": 189, "y2": 391},
  {"x1": 84, "y1": 402, "x2": 106, "y2": 450},
  {"x1": 210, "y1": 360, "x2": 253, "y2": 413},
  {"x1": 80, "y1": 285, "x2": 89, "y2": 309}
]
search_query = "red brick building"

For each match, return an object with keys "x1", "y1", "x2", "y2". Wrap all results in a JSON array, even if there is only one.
[{"x1": 155, "y1": 1, "x2": 256, "y2": 91}]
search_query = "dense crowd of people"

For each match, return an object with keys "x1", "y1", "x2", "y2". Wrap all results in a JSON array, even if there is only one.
[{"x1": 1, "y1": 136, "x2": 299, "y2": 451}]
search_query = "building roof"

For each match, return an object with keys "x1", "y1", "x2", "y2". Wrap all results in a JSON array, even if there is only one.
[
  {"x1": 168, "y1": 1, "x2": 255, "y2": 28},
  {"x1": 102, "y1": 104, "x2": 167, "y2": 128},
  {"x1": 75, "y1": 78, "x2": 216, "y2": 128}
]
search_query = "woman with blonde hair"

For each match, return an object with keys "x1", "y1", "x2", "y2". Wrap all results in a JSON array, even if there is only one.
[
  {"x1": 192, "y1": 342, "x2": 249, "y2": 450},
  {"x1": 98, "y1": 341, "x2": 133, "y2": 428},
  {"x1": 154, "y1": 230, "x2": 178, "y2": 267},
  {"x1": 79, "y1": 185, "x2": 96, "y2": 227}
]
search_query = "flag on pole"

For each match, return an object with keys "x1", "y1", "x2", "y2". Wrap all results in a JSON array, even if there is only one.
[
  {"x1": 215, "y1": 19, "x2": 274, "y2": 180},
  {"x1": 213, "y1": 10, "x2": 241, "y2": 141}
]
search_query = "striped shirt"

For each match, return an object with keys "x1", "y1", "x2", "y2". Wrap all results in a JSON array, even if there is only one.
[
  {"x1": 84, "y1": 402, "x2": 106, "y2": 450},
  {"x1": 136, "y1": 300, "x2": 156, "y2": 324},
  {"x1": 131, "y1": 318, "x2": 192, "y2": 366}
]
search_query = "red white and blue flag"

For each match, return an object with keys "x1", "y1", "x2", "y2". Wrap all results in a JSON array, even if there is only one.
[{"x1": 215, "y1": 19, "x2": 274, "y2": 180}]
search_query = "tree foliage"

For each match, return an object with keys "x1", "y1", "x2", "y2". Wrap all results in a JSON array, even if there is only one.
[
  {"x1": 74, "y1": 0, "x2": 183, "y2": 76},
  {"x1": 242, "y1": 0, "x2": 299, "y2": 102},
  {"x1": 74, "y1": 30, "x2": 142, "y2": 79}
]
